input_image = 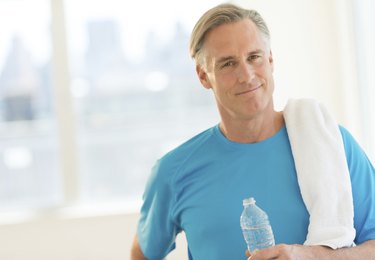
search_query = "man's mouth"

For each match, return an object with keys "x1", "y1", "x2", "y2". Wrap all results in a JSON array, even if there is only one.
[{"x1": 235, "y1": 85, "x2": 262, "y2": 96}]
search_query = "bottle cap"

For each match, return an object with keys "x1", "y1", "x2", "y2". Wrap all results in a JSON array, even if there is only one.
[{"x1": 243, "y1": 197, "x2": 256, "y2": 206}]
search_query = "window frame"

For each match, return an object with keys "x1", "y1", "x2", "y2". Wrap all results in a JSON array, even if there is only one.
[{"x1": 50, "y1": 0, "x2": 80, "y2": 206}]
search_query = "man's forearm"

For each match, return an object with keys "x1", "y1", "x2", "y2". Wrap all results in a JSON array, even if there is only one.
[
  {"x1": 249, "y1": 239, "x2": 375, "y2": 259},
  {"x1": 130, "y1": 235, "x2": 148, "y2": 260},
  {"x1": 131, "y1": 248, "x2": 147, "y2": 260},
  {"x1": 314, "y1": 240, "x2": 375, "y2": 260}
]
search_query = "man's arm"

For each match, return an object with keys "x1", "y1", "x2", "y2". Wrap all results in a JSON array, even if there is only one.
[
  {"x1": 130, "y1": 235, "x2": 147, "y2": 260},
  {"x1": 327, "y1": 240, "x2": 375, "y2": 259},
  {"x1": 247, "y1": 240, "x2": 375, "y2": 259}
]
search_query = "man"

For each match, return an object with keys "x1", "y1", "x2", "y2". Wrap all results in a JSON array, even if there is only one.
[{"x1": 131, "y1": 3, "x2": 375, "y2": 259}]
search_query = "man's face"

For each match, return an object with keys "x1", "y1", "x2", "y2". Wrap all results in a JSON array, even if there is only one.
[{"x1": 197, "y1": 19, "x2": 275, "y2": 122}]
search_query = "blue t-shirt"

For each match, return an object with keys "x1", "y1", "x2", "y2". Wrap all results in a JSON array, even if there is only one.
[{"x1": 137, "y1": 125, "x2": 375, "y2": 260}]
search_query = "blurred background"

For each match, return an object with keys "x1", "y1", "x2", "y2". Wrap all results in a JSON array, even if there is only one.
[{"x1": 0, "y1": 0, "x2": 374, "y2": 259}]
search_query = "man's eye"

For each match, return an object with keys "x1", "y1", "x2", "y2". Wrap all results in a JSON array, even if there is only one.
[
  {"x1": 221, "y1": 61, "x2": 234, "y2": 68},
  {"x1": 250, "y1": 55, "x2": 261, "y2": 60}
]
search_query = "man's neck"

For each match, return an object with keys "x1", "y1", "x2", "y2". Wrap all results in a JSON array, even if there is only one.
[{"x1": 219, "y1": 111, "x2": 285, "y2": 143}]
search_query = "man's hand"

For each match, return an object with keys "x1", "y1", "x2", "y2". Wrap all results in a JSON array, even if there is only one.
[
  {"x1": 246, "y1": 244, "x2": 329, "y2": 260},
  {"x1": 246, "y1": 240, "x2": 375, "y2": 260}
]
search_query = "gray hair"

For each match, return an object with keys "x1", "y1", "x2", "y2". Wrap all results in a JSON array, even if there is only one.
[{"x1": 189, "y1": 3, "x2": 270, "y2": 67}]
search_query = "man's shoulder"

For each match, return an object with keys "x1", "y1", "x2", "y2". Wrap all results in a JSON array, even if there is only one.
[
  {"x1": 142, "y1": 126, "x2": 217, "y2": 204},
  {"x1": 148, "y1": 126, "x2": 216, "y2": 184},
  {"x1": 158, "y1": 126, "x2": 216, "y2": 170},
  {"x1": 338, "y1": 125, "x2": 362, "y2": 154}
]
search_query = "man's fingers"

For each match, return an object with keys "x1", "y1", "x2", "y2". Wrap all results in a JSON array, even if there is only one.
[{"x1": 246, "y1": 249, "x2": 258, "y2": 259}]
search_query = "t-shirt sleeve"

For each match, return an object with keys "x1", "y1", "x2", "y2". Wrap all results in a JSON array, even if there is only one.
[
  {"x1": 137, "y1": 159, "x2": 180, "y2": 260},
  {"x1": 340, "y1": 126, "x2": 375, "y2": 244}
]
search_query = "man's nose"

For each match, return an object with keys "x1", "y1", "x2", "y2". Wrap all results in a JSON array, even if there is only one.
[{"x1": 236, "y1": 62, "x2": 255, "y2": 84}]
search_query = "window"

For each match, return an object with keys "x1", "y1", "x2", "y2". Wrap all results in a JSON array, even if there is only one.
[
  {"x1": 0, "y1": 0, "x2": 223, "y2": 213},
  {"x1": 0, "y1": 0, "x2": 61, "y2": 211},
  {"x1": 65, "y1": 0, "x2": 221, "y2": 204}
]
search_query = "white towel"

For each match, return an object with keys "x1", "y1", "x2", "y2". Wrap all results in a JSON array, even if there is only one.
[{"x1": 283, "y1": 98, "x2": 355, "y2": 249}]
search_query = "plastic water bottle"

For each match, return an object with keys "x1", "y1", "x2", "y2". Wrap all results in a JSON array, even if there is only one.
[{"x1": 240, "y1": 197, "x2": 275, "y2": 253}]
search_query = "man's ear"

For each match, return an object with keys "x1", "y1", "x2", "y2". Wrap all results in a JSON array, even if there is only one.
[
  {"x1": 196, "y1": 64, "x2": 212, "y2": 89},
  {"x1": 269, "y1": 50, "x2": 274, "y2": 72}
]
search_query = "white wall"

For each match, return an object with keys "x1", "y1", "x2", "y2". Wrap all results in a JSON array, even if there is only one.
[
  {"x1": 0, "y1": 212, "x2": 139, "y2": 260},
  {"x1": 0, "y1": 210, "x2": 187, "y2": 260},
  {"x1": 0, "y1": 0, "x2": 363, "y2": 259}
]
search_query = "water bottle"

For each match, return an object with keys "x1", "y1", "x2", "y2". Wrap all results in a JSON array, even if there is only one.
[{"x1": 240, "y1": 197, "x2": 275, "y2": 253}]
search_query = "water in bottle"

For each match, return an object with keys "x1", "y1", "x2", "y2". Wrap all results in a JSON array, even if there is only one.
[{"x1": 240, "y1": 197, "x2": 275, "y2": 253}]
